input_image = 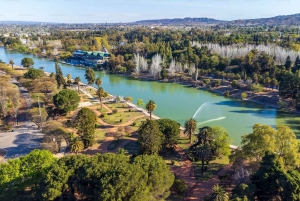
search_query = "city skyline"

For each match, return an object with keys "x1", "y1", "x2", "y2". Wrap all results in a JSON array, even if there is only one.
[{"x1": 0, "y1": 0, "x2": 300, "y2": 23}]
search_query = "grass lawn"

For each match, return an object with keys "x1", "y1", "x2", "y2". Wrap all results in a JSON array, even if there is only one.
[
  {"x1": 96, "y1": 106, "x2": 108, "y2": 114},
  {"x1": 106, "y1": 102, "x2": 128, "y2": 110},
  {"x1": 132, "y1": 117, "x2": 148, "y2": 127},
  {"x1": 123, "y1": 140, "x2": 139, "y2": 154},
  {"x1": 107, "y1": 139, "x2": 126, "y2": 150},
  {"x1": 102, "y1": 110, "x2": 143, "y2": 125},
  {"x1": 177, "y1": 137, "x2": 190, "y2": 149},
  {"x1": 193, "y1": 155, "x2": 230, "y2": 181},
  {"x1": 95, "y1": 129, "x2": 107, "y2": 144}
]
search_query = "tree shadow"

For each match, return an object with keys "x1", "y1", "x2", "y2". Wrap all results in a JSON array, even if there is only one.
[
  {"x1": 228, "y1": 109, "x2": 277, "y2": 118},
  {"x1": 3, "y1": 133, "x2": 43, "y2": 158}
]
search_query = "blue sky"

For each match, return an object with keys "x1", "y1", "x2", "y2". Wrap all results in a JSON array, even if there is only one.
[{"x1": 1, "y1": 0, "x2": 300, "y2": 23}]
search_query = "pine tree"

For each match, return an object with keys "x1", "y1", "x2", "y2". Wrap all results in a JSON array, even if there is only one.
[{"x1": 55, "y1": 62, "x2": 66, "y2": 88}]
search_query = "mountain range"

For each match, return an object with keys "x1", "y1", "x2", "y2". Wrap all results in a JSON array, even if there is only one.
[
  {"x1": 1, "y1": 13, "x2": 300, "y2": 26},
  {"x1": 134, "y1": 13, "x2": 300, "y2": 26}
]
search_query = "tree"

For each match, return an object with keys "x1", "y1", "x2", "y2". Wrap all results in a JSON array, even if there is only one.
[
  {"x1": 53, "y1": 89, "x2": 80, "y2": 114},
  {"x1": 251, "y1": 152, "x2": 287, "y2": 201},
  {"x1": 96, "y1": 87, "x2": 106, "y2": 110},
  {"x1": 9, "y1": 59, "x2": 14, "y2": 69},
  {"x1": 21, "y1": 57, "x2": 34, "y2": 68},
  {"x1": 23, "y1": 68, "x2": 44, "y2": 79},
  {"x1": 74, "y1": 76, "x2": 81, "y2": 92},
  {"x1": 70, "y1": 137, "x2": 84, "y2": 154},
  {"x1": 145, "y1": 100, "x2": 156, "y2": 119},
  {"x1": 184, "y1": 118, "x2": 197, "y2": 144},
  {"x1": 138, "y1": 120, "x2": 164, "y2": 155},
  {"x1": 38, "y1": 153, "x2": 174, "y2": 200},
  {"x1": 208, "y1": 184, "x2": 229, "y2": 201},
  {"x1": 66, "y1": 74, "x2": 72, "y2": 86},
  {"x1": 233, "y1": 124, "x2": 300, "y2": 169},
  {"x1": 74, "y1": 108, "x2": 97, "y2": 147},
  {"x1": 0, "y1": 149, "x2": 56, "y2": 200},
  {"x1": 95, "y1": 76, "x2": 102, "y2": 88},
  {"x1": 55, "y1": 62, "x2": 66, "y2": 88},
  {"x1": 137, "y1": 99, "x2": 144, "y2": 108},
  {"x1": 285, "y1": 56, "x2": 292, "y2": 71},
  {"x1": 241, "y1": 92, "x2": 248, "y2": 100},
  {"x1": 85, "y1": 68, "x2": 95, "y2": 85},
  {"x1": 27, "y1": 107, "x2": 48, "y2": 130},
  {"x1": 156, "y1": 118, "x2": 180, "y2": 149},
  {"x1": 125, "y1": 96, "x2": 133, "y2": 109}
]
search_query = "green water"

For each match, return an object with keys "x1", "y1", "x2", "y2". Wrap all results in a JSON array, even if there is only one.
[{"x1": 1, "y1": 47, "x2": 299, "y2": 145}]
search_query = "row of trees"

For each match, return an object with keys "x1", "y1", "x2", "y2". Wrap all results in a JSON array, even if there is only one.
[{"x1": 0, "y1": 150, "x2": 174, "y2": 200}]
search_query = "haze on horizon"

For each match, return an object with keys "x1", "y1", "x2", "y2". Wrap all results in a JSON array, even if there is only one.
[{"x1": 1, "y1": 0, "x2": 300, "y2": 23}]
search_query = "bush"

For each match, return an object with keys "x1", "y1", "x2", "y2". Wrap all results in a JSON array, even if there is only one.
[
  {"x1": 231, "y1": 80, "x2": 240, "y2": 89},
  {"x1": 250, "y1": 83, "x2": 263, "y2": 93},
  {"x1": 100, "y1": 113, "x2": 107, "y2": 118},
  {"x1": 203, "y1": 79, "x2": 211, "y2": 85},
  {"x1": 120, "y1": 119, "x2": 123, "y2": 123},
  {"x1": 113, "y1": 109, "x2": 118, "y2": 114},
  {"x1": 132, "y1": 122, "x2": 137, "y2": 126},
  {"x1": 241, "y1": 92, "x2": 248, "y2": 100},
  {"x1": 225, "y1": 91, "x2": 230, "y2": 97},
  {"x1": 172, "y1": 179, "x2": 188, "y2": 196}
]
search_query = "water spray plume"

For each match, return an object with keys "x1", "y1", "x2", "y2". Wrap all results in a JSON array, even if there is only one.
[
  {"x1": 198, "y1": 117, "x2": 226, "y2": 125},
  {"x1": 192, "y1": 103, "x2": 206, "y2": 119}
]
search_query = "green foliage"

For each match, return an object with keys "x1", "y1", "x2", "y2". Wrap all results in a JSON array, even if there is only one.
[
  {"x1": 53, "y1": 89, "x2": 80, "y2": 114},
  {"x1": 0, "y1": 150, "x2": 56, "y2": 200},
  {"x1": 74, "y1": 108, "x2": 97, "y2": 147},
  {"x1": 55, "y1": 62, "x2": 66, "y2": 88},
  {"x1": 231, "y1": 183, "x2": 256, "y2": 201},
  {"x1": 231, "y1": 80, "x2": 239, "y2": 89},
  {"x1": 184, "y1": 118, "x2": 197, "y2": 144},
  {"x1": 70, "y1": 137, "x2": 84, "y2": 154},
  {"x1": 137, "y1": 99, "x2": 144, "y2": 107},
  {"x1": 233, "y1": 124, "x2": 300, "y2": 169},
  {"x1": 224, "y1": 91, "x2": 230, "y2": 97},
  {"x1": 85, "y1": 68, "x2": 95, "y2": 85},
  {"x1": 203, "y1": 78, "x2": 211, "y2": 85},
  {"x1": 241, "y1": 92, "x2": 248, "y2": 100},
  {"x1": 207, "y1": 184, "x2": 229, "y2": 201},
  {"x1": 250, "y1": 83, "x2": 263, "y2": 93},
  {"x1": 21, "y1": 57, "x2": 34, "y2": 68},
  {"x1": 146, "y1": 100, "x2": 156, "y2": 119},
  {"x1": 23, "y1": 68, "x2": 44, "y2": 79},
  {"x1": 112, "y1": 109, "x2": 118, "y2": 114},
  {"x1": 39, "y1": 153, "x2": 174, "y2": 200},
  {"x1": 156, "y1": 118, "x2": 180, "y2": 149},
  {"x1": 95, "y1": 76, "x2": 102, "y2": 88},
  {"x1": 172, "y1": 179, "x2": 188, "y2": 196},
  {"x1": 138, "y1": 120, "x2": 164, "y2": 155}
]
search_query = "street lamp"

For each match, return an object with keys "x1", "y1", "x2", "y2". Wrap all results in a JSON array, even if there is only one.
[{"x1": 36, "y1": 95, "x2": 42, "y2": 129}]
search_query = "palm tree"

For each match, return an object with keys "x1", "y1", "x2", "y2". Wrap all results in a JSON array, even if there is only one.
[
  {"x1": 95, "y1": 77, "x2": 102, "y2": 89},
  {"x1": 9, "y1": 59, "x2": 14, "y2": 69},
  {"x1": 96, "y1": 87, "x2": 105, "y2": 110},
  {"x1": 67, "y1": 74, "x2": 72, "y2": 86},
  {"x1": 71, "y1": 137, "x2": 84, "y2": 154},
  {"x1": 208, "y1": 184, "x2": 229, "y2": 201},
  {"x1": 146, "y1": 100, "x2": 156, "y2": 119},
  {"x1": 184, "y1": 118, "x2": 197, "y2": 144},
  {"x1": 74, "y1": 77, "x2": 81, "y2": 92}
]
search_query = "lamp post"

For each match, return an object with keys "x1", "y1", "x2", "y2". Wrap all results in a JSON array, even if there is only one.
[{"x1": 36, "y1": 95, "x2": 42, "y2": 129}]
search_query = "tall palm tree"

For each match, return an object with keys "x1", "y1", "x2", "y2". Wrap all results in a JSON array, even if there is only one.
[
  {"x1": 146, "y1": 100, "x2": 156, "y2": 119},
  {"x1": 96, "y1": 87, "x2": 105, "y2": 110},
  {"x1": 71, "y1": 137, "x2": 84, "y2": 154},
  {"x1": 74, "y1": 77, "x2": 81, "y2": 93},
  {"x1": 95, "y1": 77, "x2": 102, "y2": 89},
  {"x1": 208, "y1": 184, "x2": 229, "y2": 201},
  {"x1": 9, "y1": 59, "x2": 14, "y2": 69},
  {"x1": 67, "y1": 74, "x2": 72, "y2": 86},
  {"x1": 184, "y1": 118, "x2": 197, "y2": 144}
]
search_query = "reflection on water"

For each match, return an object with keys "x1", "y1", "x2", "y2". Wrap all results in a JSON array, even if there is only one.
[{"x1": 0, "y1": 47, "x2": 299, "y2": 145}]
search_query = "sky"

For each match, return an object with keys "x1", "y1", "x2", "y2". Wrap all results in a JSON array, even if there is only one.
[{"x1": 1, "y1": 0, "x2": 300, "y2": 23}]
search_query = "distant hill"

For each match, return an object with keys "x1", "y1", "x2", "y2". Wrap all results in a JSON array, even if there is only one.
[
  {"x1": 230, "y1": 13, "x2": 300, "y2": 26},
  {"x1": 134, "y1": 17, "x2": 226, "y2": 25},
  {"x1": 134, "y1": 13, "x2": 300, "y2": 26}
]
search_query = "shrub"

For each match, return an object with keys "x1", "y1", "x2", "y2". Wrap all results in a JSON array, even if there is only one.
[
  {"x1": 225, "y1": 91, "x2": 230, "y2": 97},
  {"x1": 120, "y1": 119, "x2": 123, "y2": 123},
  {"x1": 250, "y1": 83, "x2": 263, "y2": 93},
  {"x1": 113, "y1": 109, "x2": 118, "y2": 114},
  {"x1": 172, "y1": 179, "x2": 188, "y2": 196},
  {"x1": 231, "y1": 80, "x2": 239, "y2": 89},
  {"x1": 100, "y1": 113, "x2": 107, "y2": 118},
  {"x1": 132, "y1": 122, "x2": 137, "y2": 126},
  {"x1": 203, "y1": 79, "x2": 211, "y2": 85},
  {"x1": 241, "y1": 92, "x2": 248, "y2": 100}
]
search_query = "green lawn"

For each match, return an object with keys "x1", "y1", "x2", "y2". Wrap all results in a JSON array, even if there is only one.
[
  {"x1": 102, "y1": 110, "x2": 144, "y2": 125},
  {"x1": 107, "y1": 139, "x2": 126, "y2": 150},
  {"x1": 106, "y1": 102, "x2": 128, "y2": 110},
  {"x1": 97, "y1": 106, "x2": 108, "y2": 114},
  {"x1": 123, "y1": 141, "x2": 139, "y2": 154},
  {"x1": 95, "y1": 129, "x2": 107, "y2": 144},
  {"x1": 193, "y1": 155, "x2": 230, "y2": 181}
]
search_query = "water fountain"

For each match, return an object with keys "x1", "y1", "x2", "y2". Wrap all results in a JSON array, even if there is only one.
[{"x1": 192, "y1": 102, "x2": 226, "y2": 126}]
